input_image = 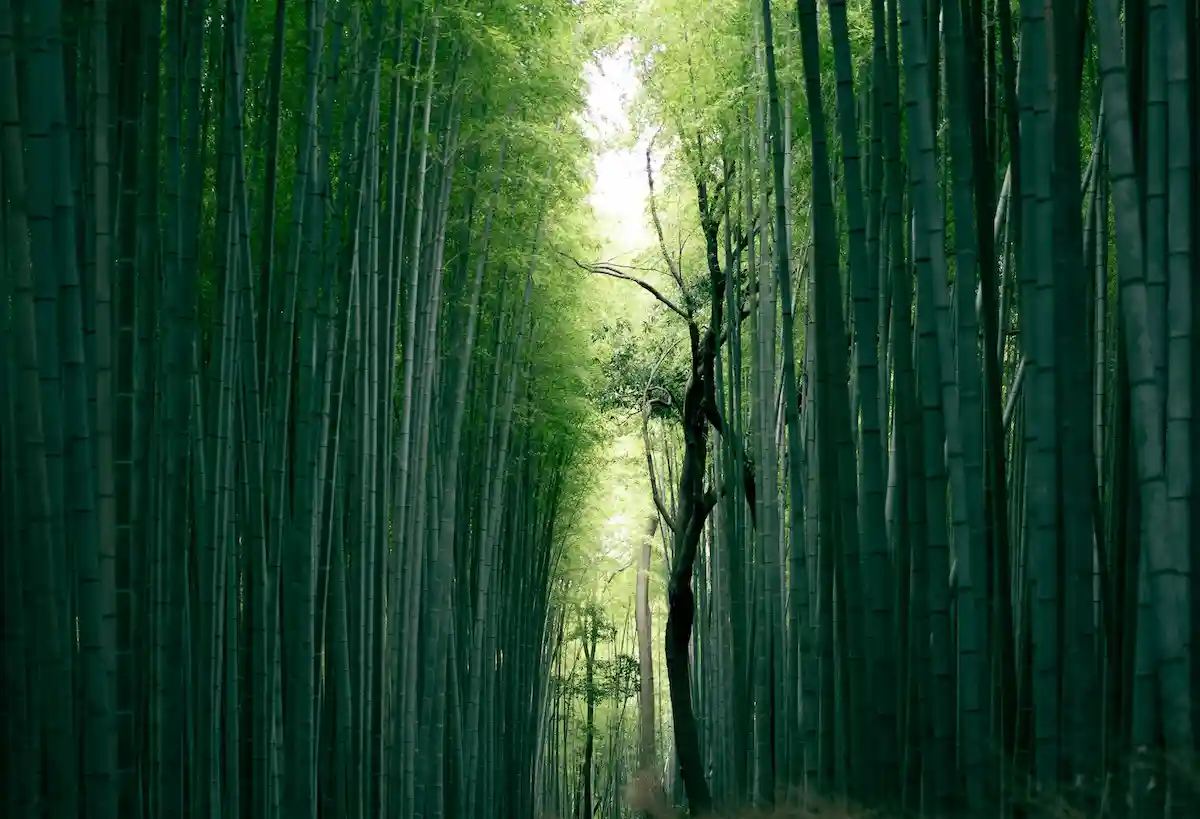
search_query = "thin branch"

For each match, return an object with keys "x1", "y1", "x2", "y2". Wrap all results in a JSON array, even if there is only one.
[
  {"x1": 646, "y1": 137, "x2": 688, "y2": 302},
  {"x1": 643, "y1": 341, "x2": 682, "y2": 532},
  {"x1": 595, "y1": 259, "x2": 671, "y2": 277},
  {"x1": 644, "y1": 412, "x2": 676, "y2": 530},
  {"x1": 565, "y1": 252, "x2": 691, "y2": 323},
  {"x1": 647, "y1": 389, "x2": 678, "y2": 423}
]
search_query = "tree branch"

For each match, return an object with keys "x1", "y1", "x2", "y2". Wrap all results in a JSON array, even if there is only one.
[
  {"x1": 642, "y1": 342, "x2": 682, "y2": 532},
  {"x1": 567, "y1": 254, "x2": 691, "y2": 323},
  {"x1": 646, "y1": 138, "x2": 688, "y2": 303},
  {"x1": 643, "y1": 409, "x2": 676, "y2": 533}
]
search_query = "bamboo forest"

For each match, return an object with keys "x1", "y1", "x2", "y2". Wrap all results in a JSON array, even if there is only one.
[{"x1": 1, "y1": 0, "x2": 1199, "y2": 817}]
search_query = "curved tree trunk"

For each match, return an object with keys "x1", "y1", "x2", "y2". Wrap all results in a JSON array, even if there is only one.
[{"x1": 663, "y1": 352, "x2": 719, "y2": 815}]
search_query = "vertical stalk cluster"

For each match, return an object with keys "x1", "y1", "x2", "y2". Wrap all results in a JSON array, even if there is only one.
[
  {"x1": 625, "y1": 0, "x2": 1198, "y2": 815},
  {"x1": 0, "y1": 2, "x2": 601, "y2": 819}
]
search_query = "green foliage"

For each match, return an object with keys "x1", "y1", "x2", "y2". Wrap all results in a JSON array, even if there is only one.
[
  {"x1": 590, "y1": 316, "x2": 689, "y2": 417},
  {"x1": 628, "y1": 0, "x2": 753, "y2": 166},
  {"x1": 556, "y1": 601, "x2": 642, "y2": 702}
]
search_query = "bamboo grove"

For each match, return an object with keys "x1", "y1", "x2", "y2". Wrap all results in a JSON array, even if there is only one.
[
  {"x1": 1, "y1": 0, "x2": 1199, "y2": 818},
  {"x1": 590, "y1": 0, "x2": 1200, "y2": 816},
  {"x1": 0, "y1": 0, "x2": 608, "y2": 818}
]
